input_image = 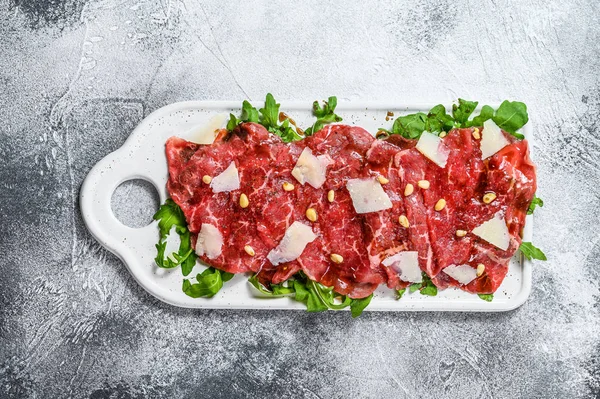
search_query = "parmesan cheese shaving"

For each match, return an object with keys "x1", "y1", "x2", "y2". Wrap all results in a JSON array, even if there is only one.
[
  {"x1": 480, "y1": 119, "x2": 510, "y2": 159},
  {"x1": 184, "y1": 114, "x2": 226, "y2": 145},
  {"x1": 291, "y1": 147, "x2": 331, "y2": 189},
  {"x1": 211, "y1": 162, "x2": 240, "y2": 193},
  {"x1": 346, "y1": 178, "x2": 393, "y2": 214},
  {"x1": 195, "y1": 224, "x2": 223, "y2": 259},
  {"x1": 443, "y1": 264, "x2": 478, "y2": 285},
  {"x1": 382, "y1": 251, "x2": 422, "y2": 283},
  {"x1": 472, "y1": 212, "x2": 510, "y2": 251},
  {"x1": 267, "y1": 222, "x2": 317, "y2": 266},
  {"x1": 415, "y1": 131, "x2": 449, "y2": 168}
]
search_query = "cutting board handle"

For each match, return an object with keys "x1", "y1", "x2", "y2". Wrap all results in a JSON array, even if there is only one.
[{"x1": 80, "y1": 150, "x2": 161, "y2": 261}]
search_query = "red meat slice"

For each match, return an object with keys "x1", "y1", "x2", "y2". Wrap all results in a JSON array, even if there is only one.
[
  {"x1": 254, "y1": 125, "x2": 385, "y2": 297},
  {"x1": 228, "y1": 124, "x2": 300, "y2": 275},
  {"x1": 298, "y1": 125, "x2": 385, "y2": 298},
  {"x1": 167, "y1": 124, "x2": 286, "y2": 274},
  {"x1": 395, "y1": 148, "x2": 436, "y2": 278},
  {"x1": 384, "y1": 134, "x2": 418, "y2": 151},
  {"x1": 455, "y1": 139, "x2": 536, "y2": 293},
  {"x1": 166, "y1": 132, "x2": 242, "y2": 273},
  {"x1": 363, "y1": 139, "x2": 411, "y2": 290},
  {"x1": 421, "y1": 128, "x2": 486, "y2": 277},
  {"x1": 429, "y1": 131, "x2": 536, "y2": 293}
]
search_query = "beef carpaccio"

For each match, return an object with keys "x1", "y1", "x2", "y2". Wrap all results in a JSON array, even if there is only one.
[{"x1": 165, "y1": 122, "x2": 536, "y2": 299}]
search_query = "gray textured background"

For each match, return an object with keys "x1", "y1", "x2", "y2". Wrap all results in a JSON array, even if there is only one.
[{"x1": 1, "y1": 0, "x2": 599, "y2": 398}]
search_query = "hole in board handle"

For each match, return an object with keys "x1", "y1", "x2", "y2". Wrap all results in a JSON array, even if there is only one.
[{"x1": 111, "y1": 178, "x2": 160, "y2": 228}]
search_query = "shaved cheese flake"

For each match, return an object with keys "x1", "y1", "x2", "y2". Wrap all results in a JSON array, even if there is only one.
[
  {"x1": 382, "y1": 251, "x2": 422, "y2": 283},
  {"x1": 346, "y1": 178, "x2": 393, "y2": 214},
  {"x1": 267, "y1": 222, "x2": 317, "y2": 266},
  {"x1": 443, "y1": 264, "x2": 478, "y2": 285},
  {"x1": 480, "y1": 119, "x2": 510, "y2": 159},
  {"x1": 195, "y1": 224, "x2": 223, "y2": 259},
  {"x1": 291, "y1": 148, "x2": 331, "y2": 189},
  {"x1": 416, "y1": 131, "x2": 449, "y2": 168},
  {"x1": 184, "y1": 114, "x2": 227, "y2": 144},
  {"x1": 472, "y1": 212, "x2": 510, "y2": 251},
  {"x1": 211, "y1": 162, "x2": 240, "y2": 193}
]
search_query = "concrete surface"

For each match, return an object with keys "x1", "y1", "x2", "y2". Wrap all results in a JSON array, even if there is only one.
[{"x1": 1, "y1": 0, "x2": 599, "y2": 398}]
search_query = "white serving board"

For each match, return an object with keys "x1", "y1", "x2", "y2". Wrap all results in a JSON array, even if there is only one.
[{"x1": 80, "y1": 101, "x2": 533, "y2": 312}]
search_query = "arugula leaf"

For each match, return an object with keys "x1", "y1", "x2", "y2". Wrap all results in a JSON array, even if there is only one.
[
  {"x1": 180, "y1": 254, "x2": 196, "y2": 276},
  {"x1": 310, "y1": 280, "x2": 353, "y2": 310},
  {"x1": 169, "y1": 229, "x2": 196, "y2": 276},
  {"x1": 249, "y1": 272, "x2": 372, "y2": 315},
  {"x1": 154, "y1": 236, "x2": 197, "y2": 272},
  {"x1": 469, "y1": 105, "x2": 495, "y2": 127},
  {"x1": 305, "y1": 96, "x2": 343, "y2": 135},
  {"x1": 493, "y1": 100, "x2": 529, "y2": 135},
  {"x1": 248, "y1": 274, "x2": 295, "y2": 296},
  {"x1": 293, "y1": 280, "x2": 328, "y2": 312},
  {"x1": 226, "y1": 101, "x2": 259, "y2": 131},
  {"x1": 425, "y1": 104, "x2": 454, "y2": 133},
  {"x1": 241, "y1": 100, "x2": 259, "y2": 122},
  {"x1": 401, "y1": 274, "x2": 438, "y2": 297},
  {"x1": 226, "y1": 113, "x2": 240, "y2": 131},
  {"x1": 409, "y1": 283, "x2": 421, "y2": 293},
  {"x1": 154, "y1": 199, "x2": 187, "y2": 238},
  {"x1": 154, "y1": 241, "x2": 171, "y2": 267},
  {"x1": 315, "y1": 96, "x2": 337, "y2": 118},
  {"x1": 153, "y1": 199, "x2": 197, "y2": 275},
  {"x1": 419, "y1": 274, "x2": 438, "y2": 297},
  {"x1": 306, "y1": 287, "x2": 329, "y2": 312},
  {"x1": 519, "y1": 242, "x2": 547, "y2": 261},
  {"x1": 382, "y1": 99, "x2": 528, "y2": 140},
  {"x1": 226, "y1": 94, "x2": 343, "y2": 142},
  {"x1": 452, "y1": 99, "x2": 478, "y2": 125},
  {"x1": 182, "y1": 267, "x2": 230, "y2": 298},
  {"x1": 527, "y1": 195, "x2": 544, "y2": 215},
  {"x1": 257, "y1": 94, "x2": 303, "y2": 143},
  {"x1": 275, "y1": 118, "x2": 304, "y2": 143},
  {"x1": 153, "y1": 199, "x2": 234, "y2": 298},
  {"x1": 259, "y1": 93, "x2": 280, "y2": 129},
  {"x1": 292, "y1": 280, "x2": 310, "y2": 302},
  {"x1": 391, "y1": 112, "x2": 428, "y2": 139},
  {"x1": 350, "y1": 295, "x2": 373, "y2": 318},
  {"x1": 467, "y1": 101, "x2": 527, "y2": 139},
  {"x1": 420, "y1": 286, "x2": 438, "y2": 296},
  {"x1": 478, "y1": 294, "x2": 494, "y2": 302}
]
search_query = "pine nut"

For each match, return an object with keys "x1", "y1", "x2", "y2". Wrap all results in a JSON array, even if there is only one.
[
  {"x1": 202, "y1": 175, "x2": 212, "y2": 184},
  {"x1": 483, "y1": 192, "x2": 497, "y2": 204},
  {"x1": 476, "y1": 263, "x2": 485, "y2": 277},
  {"x1": 377, "y1": 175, "x2": 389, "y2": 185},
  {"x1": 282, "y1": 182, "x2": 295, "y2": 191},
  {"x1": 439, "y1": 131, "x2": 447, "y2": 138},
  {"x1": 399, "y1": 215, "x2": 410, "y2": 228},
  {"x1": 435, "y1": 199, "x2": 446, "y2": 211},
  {"x1": 330, "y1": 253, "x2": 344, "y2": 264},
  {"x1": 327, "y1": 190, "x2": 335, "y2": 203},
  {"x1": 404, "y1": 183, "x2": 414, "y2": 196},
  {"x1": 306, "y1": 207, "x2": 317, "y2": 222},
  {"x1": 239, "y1": 193, "x2": 249, "y2": 208},
  {"x1": 244, "y1": 245, "x2": 255, "y2": 256},
  {"x1": 417, "y1": 180, "x2": 430, "y2": 189},
  {"x1": 456, "y1": 229, "x2": 467, "y2": 237},
  {"x1": 472, "y1": 128, "x2": 481, "y2": 140},
  {"x1": 376, "y1": 130, "x2": 390, "y2": 139}
]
